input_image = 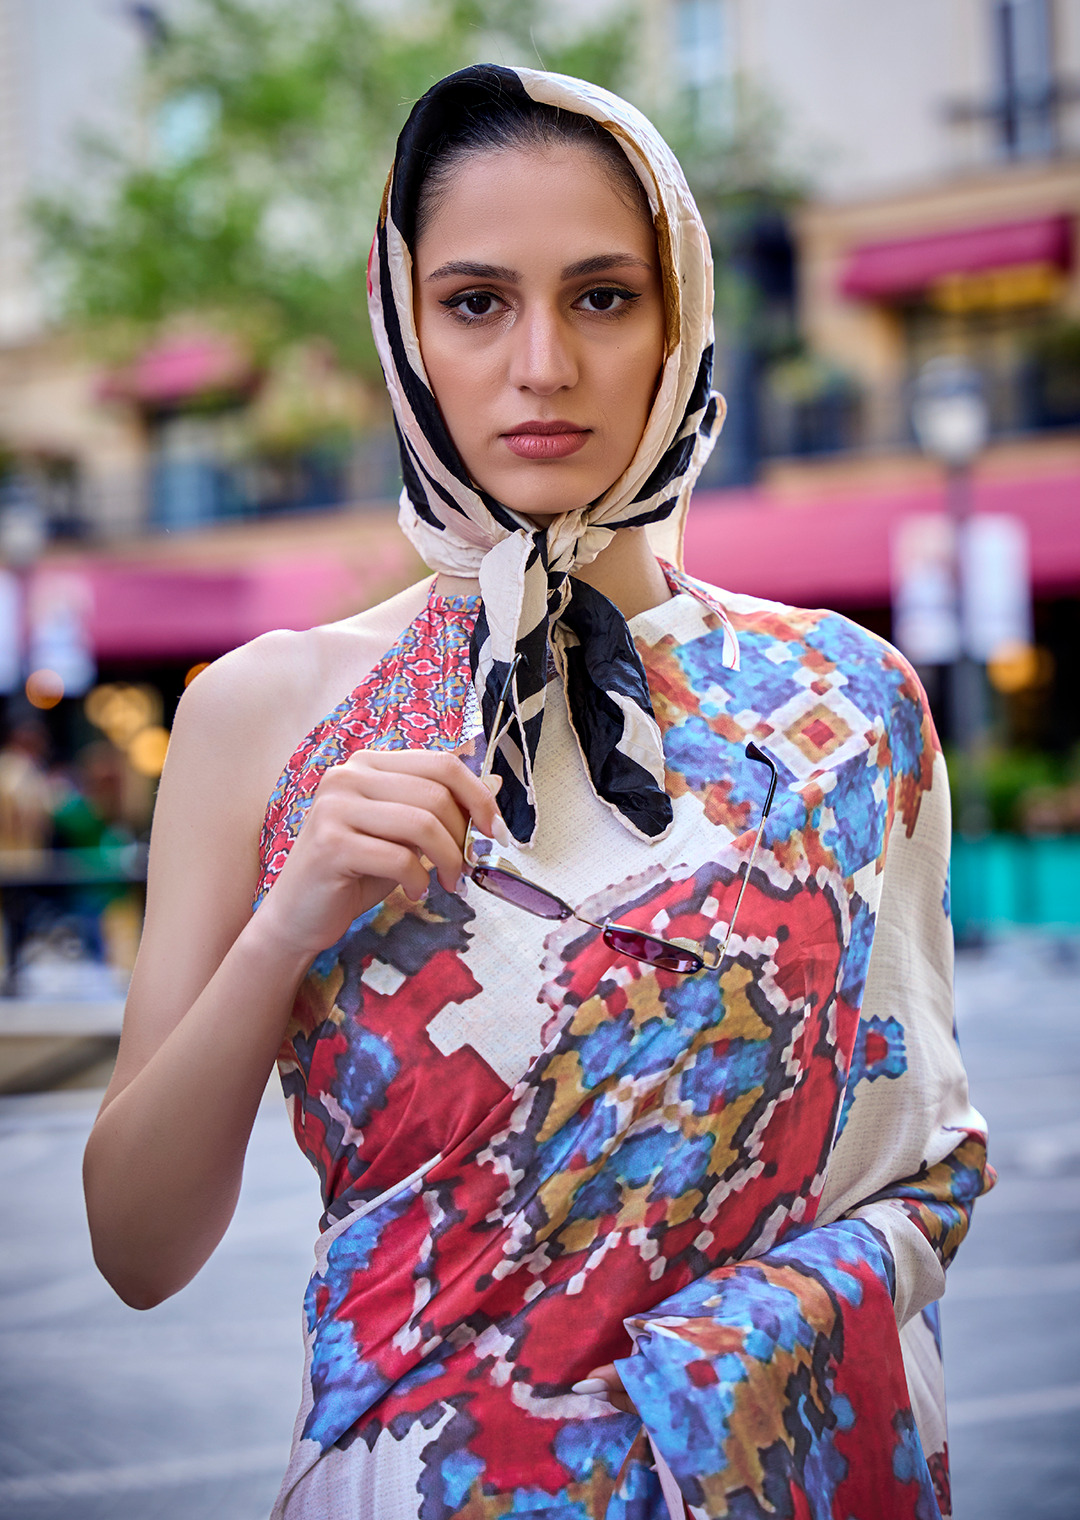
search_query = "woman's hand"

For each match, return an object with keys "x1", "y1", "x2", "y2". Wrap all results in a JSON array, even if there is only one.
[
  {"x1": 572, "y1": 1363, "x2": 637, "y2": 1414},
  {"x1": 255, "y1": 749, "x2": 507, "y2": 959}
]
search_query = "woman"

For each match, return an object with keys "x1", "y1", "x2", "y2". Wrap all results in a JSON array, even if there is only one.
[{"x1": 84, "y1": 66, "x2": 991, "y2": 1519}]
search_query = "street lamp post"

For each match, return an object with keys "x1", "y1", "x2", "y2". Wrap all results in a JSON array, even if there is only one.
[
  {"x1": 0, "y1": 493, "x2": 48, "y2": 697},
  {"x1": 910, "y1": 358, "x2": 992, "y2": 924}
]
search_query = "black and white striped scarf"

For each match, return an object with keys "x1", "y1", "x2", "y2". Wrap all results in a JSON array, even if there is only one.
[{"x1": 368, "y1": 65, "x2": 726, "y2": 846}]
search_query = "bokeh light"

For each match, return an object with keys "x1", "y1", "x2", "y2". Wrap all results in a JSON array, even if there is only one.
[
  {"x1": 127, "y1": 725, "x2": 171, "y2": 777},
  {"x1": 84, "y1": 683, "x2": 161, "y2": 748},
  {"x1": 25, "y1": 669, "x2": 64, "y2": 709},
  {"x1": 987, "y1": 641, "x2": 1056, "y2": 695},
  {"x1": 83, "y1": 683, "x2": 168, "y2": 775}
]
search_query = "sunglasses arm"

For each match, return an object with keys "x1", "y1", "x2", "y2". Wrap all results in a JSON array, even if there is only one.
[
  {"x1": 694, "y1": 790, "x2": 774, "y2": 973},
  {"x1": 711, "y1": 742, "x2": 778, "y2": 961}
]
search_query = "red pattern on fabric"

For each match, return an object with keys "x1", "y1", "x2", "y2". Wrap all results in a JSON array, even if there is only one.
[{"x1": 256, "y1": 590, "x2": 477, "y2": 902}]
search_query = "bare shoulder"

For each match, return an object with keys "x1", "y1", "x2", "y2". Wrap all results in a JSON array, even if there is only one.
[
  {"x1": 170, "y1": 575, "x2": 435, "y2": 807},
  {"x1": 111, "y1": 576, "x2": 435, "y2": 1089}
]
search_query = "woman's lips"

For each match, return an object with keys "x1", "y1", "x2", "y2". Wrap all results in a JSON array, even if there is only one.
[{"x1": 502, "y1": 421, "x2": 590, "y2": 460}]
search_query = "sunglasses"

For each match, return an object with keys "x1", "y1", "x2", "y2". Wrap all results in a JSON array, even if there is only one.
[{"x1": 463, "y1": 657, "x2": 778, "y2": 976}]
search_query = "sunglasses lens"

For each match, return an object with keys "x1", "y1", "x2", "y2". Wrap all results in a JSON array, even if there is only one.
[
  {"x1": 602, "y1": 926, "x2": 703, "y2": 974},
  {"x1": 470, "y1": 866, "x2": 572, "y2": 921}
]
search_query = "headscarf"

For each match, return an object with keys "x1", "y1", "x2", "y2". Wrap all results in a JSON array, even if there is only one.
[{"x1": 367, "y1": 65, "x2": 727, "y2": 845}]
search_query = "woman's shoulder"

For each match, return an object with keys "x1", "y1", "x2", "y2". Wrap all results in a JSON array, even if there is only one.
[
  {"x1": 684, "y1": 574, "x2": 933, "y2": 745},
  {"x1": 167, "y1": 576, "x2": 435, "y2": 803},
  {"x1": 184, "y1": 578, "x2": 433, "y2": 717},
  {"x1": 686, "y1": 574, "x2": 905, "y2": 668}
]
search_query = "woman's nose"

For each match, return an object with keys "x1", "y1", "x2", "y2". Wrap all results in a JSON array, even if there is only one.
[{"x1": 507, "y1": 306, "x2": 578, "y2": 395}]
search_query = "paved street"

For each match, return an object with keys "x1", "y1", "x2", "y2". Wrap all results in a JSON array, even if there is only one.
[
  {"x1": 0, "y1": 1087, "x2": 316, "y2": 1520},
  {"x1": 942, "y1": 938, "x2": 1080, "y2": 1520},
  {"x1": 0, "y1": 938, "x2": 1077, "y2": 1519}
]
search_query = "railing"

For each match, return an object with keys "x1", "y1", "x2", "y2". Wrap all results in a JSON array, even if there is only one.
[
  {"x1": 754, "y1": 358, "x2": 1080, "y2": 465},
  {"x1": 0, "y1": 846, "x2": 147, "y2": 1005},
  {"x1": 0, "y1": 845, "x2": 148, "y2": 889},
  {"x1": 951, "y1": 834, "x2": 1080, "y2": 940}
]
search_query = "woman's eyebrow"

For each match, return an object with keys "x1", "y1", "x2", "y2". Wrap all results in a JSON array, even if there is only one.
[
  {"x1": 425, "y1": 260, "x2": 519, "y2": 282},
  {"x1": 424, "y1": 253, "x2": 653, "y2": 283},
  {"x1": 561, "y1": 253, "x2": 653, "y2": 278}
]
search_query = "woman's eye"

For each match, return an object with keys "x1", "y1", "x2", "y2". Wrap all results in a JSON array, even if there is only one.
[
  {"x1": 444, "y1": 291, "x2": 503, "y2": 320},
  {"x1": 577, "y1": 287, "x2": 637, "y2": 314}
]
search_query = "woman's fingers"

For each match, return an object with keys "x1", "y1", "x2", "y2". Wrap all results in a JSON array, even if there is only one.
[
  {"x1": 328, "y1": 795, "x2": 467, "y2": 894},
  {"x1": 575, "y1": 1363, "x2": 638, "y2": 1415},
  {"x1": 330, "y1": 768, "x2": 471, "y2": 855},
  {"x1": 270, "y1": 747, "x2": 513, "y2": 948},
  {"x1": 305, "y1": 817, "x2": 433, "y2": 903},
  {"x1": 357, "y1": 750, "x2": 504, "y2": 839}
]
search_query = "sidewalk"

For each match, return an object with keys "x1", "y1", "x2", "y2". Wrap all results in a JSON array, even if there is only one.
[
  {"x1": 0, "y1": 941, "x2": 1076, "y2": 1519},
  {"x1": 942, "y1": 938, "x2": 1080, "y2": 1520},
  {"x1": 0, "y1": 1085, "x2": 316, "y2": 1520}
]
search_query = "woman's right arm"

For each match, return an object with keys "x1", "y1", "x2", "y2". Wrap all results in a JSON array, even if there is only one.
[{"x1": 83, "y1": 624, "x2": 501, "y2": 1311}]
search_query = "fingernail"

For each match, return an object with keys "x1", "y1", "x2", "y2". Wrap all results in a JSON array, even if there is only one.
[
  {"x1": 571, "y1": 1378, "x2": 608, "y2": 1396},
  {"x1": 481, "y1": 774, "x2": 503, "y2": 795},
  {"x1": 491, "y1": 816, "x2": 512, "y2": 848}
]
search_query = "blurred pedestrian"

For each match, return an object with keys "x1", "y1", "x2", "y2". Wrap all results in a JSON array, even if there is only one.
[
  {"x1": 0, "y1": 710, "x2": 53, "y2": 852},
  {"x1": 51, "y1": 739, "x2": 145, "y2": 967},
  {"x1": 83, "y1": 67, "x2": 991, "y2": 1520},
  {"x1": 0, "y1": 709, "x2": 54, "y2": 992}
]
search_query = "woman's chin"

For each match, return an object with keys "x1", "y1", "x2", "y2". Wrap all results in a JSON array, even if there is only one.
[{"x1": 476, "y1": 463, "x2": 618, "y2": 522}]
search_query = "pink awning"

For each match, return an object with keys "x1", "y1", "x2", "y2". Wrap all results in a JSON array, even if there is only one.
[
  {"x1": 682, "y1": 468, "x2": 1080, "y2": 608},
  {"x1": 81, "y1": 557, "x2": 354, "y2": 659},
  {"x1": 42, "y1": 518, "x2": 424, "y2": 661},
  {"x1": 100, "y1": 335, "x2": 256, "y2": 407},
  {"x1": 840, "y1": 216, "x2": 1072, "y2": 299}
]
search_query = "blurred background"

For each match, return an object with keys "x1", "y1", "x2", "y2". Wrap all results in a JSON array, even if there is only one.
[{"x1": 0, "y1": 4, "x2": 1077, "y2": 1519}]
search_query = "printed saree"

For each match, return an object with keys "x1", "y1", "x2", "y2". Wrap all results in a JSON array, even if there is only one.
[{"x1": 260, "y1": 570, "x2": 992, "y2": 1519}]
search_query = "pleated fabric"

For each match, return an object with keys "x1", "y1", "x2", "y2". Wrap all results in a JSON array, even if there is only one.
[{"x1": 366, "y1": 64, "x2": 730, "y2": 845}]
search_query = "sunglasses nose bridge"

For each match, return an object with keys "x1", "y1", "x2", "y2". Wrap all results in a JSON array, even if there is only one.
[{"x1": 601, "y1": 923, "x2": 705, "y2": 975}]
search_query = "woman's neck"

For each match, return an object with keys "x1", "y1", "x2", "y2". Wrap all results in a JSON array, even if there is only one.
[{"x1": 435, "y1": 527, "x2": 673, "y2": 620}]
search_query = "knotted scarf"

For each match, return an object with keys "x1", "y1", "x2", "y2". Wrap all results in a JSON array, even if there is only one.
[{"x1": 367, "y1": 65, "x2": 726, "y2": 845}]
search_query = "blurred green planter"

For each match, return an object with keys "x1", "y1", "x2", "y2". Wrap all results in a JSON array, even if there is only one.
[{"x1": 951, "y1": 835, "x2": 1080, "y2": 938}]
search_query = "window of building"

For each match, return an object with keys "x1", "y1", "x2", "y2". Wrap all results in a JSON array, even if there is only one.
[
  {"x1": 993, "y1": 0, "x2": 1057, "y2": 158},
  {"x1": 673, "y1": 0, "x2": 729, "y2": 132}
]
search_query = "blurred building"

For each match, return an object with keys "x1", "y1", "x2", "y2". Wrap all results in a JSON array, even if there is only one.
[
  {"x1": 646, "y1": 0, "x2": 1080, "y2": 456},
  {"x1": 0, "y1": 0, "x2": 148, "y2": 537},
  {"x1": 0, "y1": 0, "x2": 1076, "y2": 756},
  {"x1": 657, "y1": 0, "x2": 1080, "y2": 789},
  {"x1": 0, "y1": 0, "x2": 421, "y2": 732}
]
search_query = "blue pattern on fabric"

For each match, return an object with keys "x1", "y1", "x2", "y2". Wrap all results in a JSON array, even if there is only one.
[
  {"x1": 616, "y1": 1221, "x2": 901, "y2": 1519},
  {"x1": 261, "y1": 568, "x2": 984, "y2": 1517},
  {"x1": 839, "y1": 1015, "x2": 908, "y2": 1132}
]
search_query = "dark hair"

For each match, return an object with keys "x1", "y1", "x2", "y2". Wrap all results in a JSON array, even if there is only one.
[{"x1": 414, "y1": 98, "x2": 651, "y2": 242}]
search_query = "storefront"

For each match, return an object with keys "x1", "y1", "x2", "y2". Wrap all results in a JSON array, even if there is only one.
[{"x1": 796, "y1": 158, "x2": 1080, "y2": 452}]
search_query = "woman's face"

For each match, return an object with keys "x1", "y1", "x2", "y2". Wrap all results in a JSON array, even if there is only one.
[{"x1": 414, "y1": 144, "x2": 665, "y2": 520}]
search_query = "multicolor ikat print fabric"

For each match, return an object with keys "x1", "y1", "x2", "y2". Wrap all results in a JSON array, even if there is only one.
[{"x1": 259, "y1": 569, "x2": 992, "y2": 1519}]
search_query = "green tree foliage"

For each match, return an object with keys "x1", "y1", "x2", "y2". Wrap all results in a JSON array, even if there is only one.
[{"x1": 31, "y1": 0, "x2": 640, "y2": 379}]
